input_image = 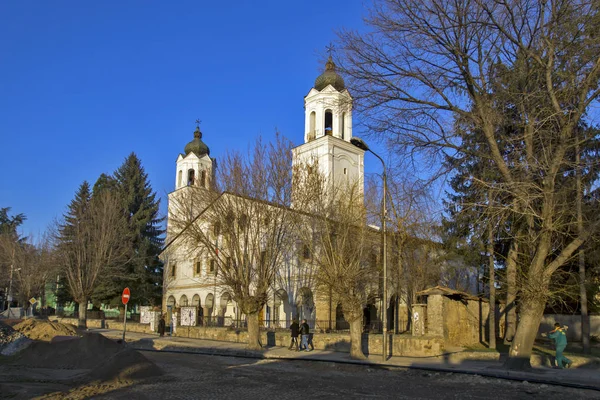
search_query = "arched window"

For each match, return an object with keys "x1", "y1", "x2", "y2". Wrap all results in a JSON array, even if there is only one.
[
  {"x1": 180, "y1": 295, "x2": 188, "y2": 307},
  {"x1": 324, "y1": 110, "x2": 333, "y2": 135},
  {"x1": 167, "y1": 296, "x2": 176, "y2": 308},
  {"x1": 201, "y1": 170, "x2": 207, "y2": 187},
  {"x1": 341, "y1": 112, "x2": 346, "y2": 140},
  {"x1": 178, "y1": 170, "x2": 183, "y2": 188},
  {"x1": 187, "y1": 169, "x2": 195, "y2": 186},
  {"x1": 309, "y1": 111, "x2": 316, "y2": 139}
]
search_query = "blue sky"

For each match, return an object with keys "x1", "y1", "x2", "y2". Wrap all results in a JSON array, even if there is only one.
[{"x1": 0, "y1": 1, "x2": 373, "y2": 237}]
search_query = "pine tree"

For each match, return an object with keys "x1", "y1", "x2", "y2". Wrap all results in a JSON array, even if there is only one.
[{"x1": 112, "y1": 153, "x2": 164, "y2": 306}]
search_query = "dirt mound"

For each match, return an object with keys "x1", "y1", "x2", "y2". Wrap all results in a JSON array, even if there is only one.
[
  {"x1": 15, "y1": 332, "x2": 122, "y2": 369},
  {"x1": 13, "y1": 319, "x2": 78, "y2": 342},
  {"x1": 89, "y1": 347, "x2": 163, "y2": 382}
]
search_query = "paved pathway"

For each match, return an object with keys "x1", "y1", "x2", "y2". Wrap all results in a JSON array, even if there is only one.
[{"x1": 91, "y1": 328, "x2": 600, "y2": 391}]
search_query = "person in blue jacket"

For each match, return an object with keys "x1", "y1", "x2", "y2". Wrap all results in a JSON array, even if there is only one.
[{"x1": 542, "y1": 322, "x2": 572, "y2": 369}]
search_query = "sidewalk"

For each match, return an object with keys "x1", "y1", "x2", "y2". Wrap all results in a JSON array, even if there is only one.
[{"x1": 91, "y1": 328, "x2": 600, "y2": 391}]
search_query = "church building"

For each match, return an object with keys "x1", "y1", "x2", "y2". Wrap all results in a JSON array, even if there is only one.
[{"x1": 162, "y1": 57, "x2": 376, "y2": 331}]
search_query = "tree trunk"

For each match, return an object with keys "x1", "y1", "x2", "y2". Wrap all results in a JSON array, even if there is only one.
[
  {"x1": 349, "y1": 317, "x2": 366, "y2": 360},
  {"x1": 246, "y1": 311, "x2": 262, "y2": 350},
  {"x1": 487, "y1": 221, "x2": 496, "y2": 350},
  {"x1": 78, "y1": 299, "x2": 87, "y2": 329},
  {"x1": 504, "y1": 240, "x2": 518, "y2": 344},
  {"x1": 504, "y1": 296, "x2": 545, "y2": 370},
  {"x1": 576, "y1": 145, "x2": 591, "y2": 354}
]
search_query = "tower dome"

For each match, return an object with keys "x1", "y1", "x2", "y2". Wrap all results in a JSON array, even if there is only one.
[
  {"x1": 314, "y1": 56, "x2": 345, "y2": 92},
  {"x1": 184, "y1": 127, "x2": 210, "y2": 157}
]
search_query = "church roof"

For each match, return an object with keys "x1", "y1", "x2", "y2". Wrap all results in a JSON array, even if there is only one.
[
  {"x1": 314, "y1": 56, "x2": 345, "y2": 92},
  {"x1": 184, "y1": 127, "x2": 210, "y2": 157}
]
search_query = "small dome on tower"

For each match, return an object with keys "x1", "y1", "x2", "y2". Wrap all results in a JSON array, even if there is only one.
[
  {"x1": 314, "y1": 56, "x2": 345, "y2": 91},
  {"x1": 184, "y1": 127, "x2": 210, "y2": 157}
]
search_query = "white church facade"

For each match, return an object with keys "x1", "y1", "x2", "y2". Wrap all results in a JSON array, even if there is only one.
[{"x1": 161, "y1": 57, "x2": 390, "y2": 332}]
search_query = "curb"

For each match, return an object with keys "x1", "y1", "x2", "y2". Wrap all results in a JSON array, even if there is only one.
[{"x1": 128, "y1": 340, "x2": 600, "y2": 392}]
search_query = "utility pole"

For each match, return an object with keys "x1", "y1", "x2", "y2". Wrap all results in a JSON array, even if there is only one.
[{"x1": 351, "y1": 137, "x2": 388, "y2": 361}]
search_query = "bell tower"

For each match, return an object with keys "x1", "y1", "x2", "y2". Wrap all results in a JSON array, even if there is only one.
[
  {"x1": 175, "y1": 122, "x2": 216, "y2": 190},
  {"x1": 292, "y1": 56, "x2": 364, "y2": 201}
]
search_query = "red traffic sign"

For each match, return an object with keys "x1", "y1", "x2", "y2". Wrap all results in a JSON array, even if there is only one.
[{"x1": 122, "y1": 287, "x2": 131, "y2": 305}]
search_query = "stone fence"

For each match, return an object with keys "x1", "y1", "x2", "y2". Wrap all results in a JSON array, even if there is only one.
[
  {"x1": 175, "y1": 325, "x2": 444, "y2": 357},
  {"x1": 50, "y1": 317, "x2": 155, "y2": 335},
  {"x1": 50, "y1": 316, "x2": 444, "y2": 357}
]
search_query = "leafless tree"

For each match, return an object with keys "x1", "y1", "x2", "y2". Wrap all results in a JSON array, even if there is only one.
[
  {"x1": 295, "y1": 164, "x2": 378, "y2": 359},
  {"x1": 338, "y1": 0, "x2": 600, "y2": 369},
  {"x1": 55, "y1": 188, "x2": 132, "y2": 328},
  {"x1": 167, "y1": 135, "x2": 297, "y2": 350}
]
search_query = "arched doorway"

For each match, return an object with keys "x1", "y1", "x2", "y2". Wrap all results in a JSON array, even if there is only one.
[
  {"x1": 274, "y1": 289, "x2": 291, "y2": 328},
  {"x1": 297, "y1": 287, "x2": 315, "y2": 326},
  {"x1": 192, "y1": 294, "x2": 202, "y2": 324},
  {"x1": 205, "y1": 293, "x2": 214, "y2": 325},
  {"x1": 220, "y1": 292, "x2": 235, "y2": 325},
  {"x1": 364, "y1": 297, "x2": 379, "y2": 332},
  {"x1": 335, "y1": 303, "x2": 349, "y2": 330}
]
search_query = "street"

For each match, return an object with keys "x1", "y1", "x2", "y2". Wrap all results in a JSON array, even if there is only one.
[{"x1": 90, "y1": 351, "x2": 599, "y2": 399}]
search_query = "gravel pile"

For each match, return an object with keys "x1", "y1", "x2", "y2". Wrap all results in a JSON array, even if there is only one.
[{"x1": 0, "y1": 320, "x2": 31, "y2": 356}]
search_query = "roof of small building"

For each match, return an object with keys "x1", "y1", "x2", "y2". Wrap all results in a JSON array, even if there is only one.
[{"x1": 416, "y1": 285, "x2": 487, "y2": 302}]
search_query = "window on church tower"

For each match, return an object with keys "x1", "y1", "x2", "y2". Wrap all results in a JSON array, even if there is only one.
[
  {"x1": 325, "y1": 110, "x2": 333, "y2": 135},
  {"x1": 201, "y1": 170, "x2": 206, "y2": 187},
  {"x1": 178, "y1": 170, "x2": 183, "y2": 188},
  {"x1": 341, "y1": 112, "x2": 346, "y2": 139},
  {"x1": 187, "y1": 169, "x2": 195, "y2": 185},
  {"x1": 170, "y1": 263, "x2": 177, "y2": 278},
  {"x1": 309, "y1": 111, "x2": 316, "y2": 140}
]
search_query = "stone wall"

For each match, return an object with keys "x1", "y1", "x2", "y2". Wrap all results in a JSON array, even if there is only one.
[
  {"x1": 176, "y1": 326, "x2": 444, "y2": 357},
  {"x1": 50, "y1": 317, "x2": 155, "y2": 334},
  {"x1": 442, "y1": 297, "x2": 489, "y2": 346}
]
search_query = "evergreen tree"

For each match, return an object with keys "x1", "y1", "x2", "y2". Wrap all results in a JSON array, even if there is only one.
[{"x1": 102, "y1": 153, "x2": 164, "y2": 306}]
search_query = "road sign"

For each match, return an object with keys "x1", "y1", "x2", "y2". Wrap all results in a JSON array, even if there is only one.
[
  {"x1": 29, "y1": 297, "x2": 36, "y2": 305},
  {"x1": 122, "y1": 287, "x2": 130, "y2": 305}
]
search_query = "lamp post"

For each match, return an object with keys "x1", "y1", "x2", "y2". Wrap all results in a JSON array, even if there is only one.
[{"x1": 351, "y1": 137, "x2": 388, "y2": 361}]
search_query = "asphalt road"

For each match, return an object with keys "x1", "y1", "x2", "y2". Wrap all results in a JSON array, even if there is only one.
[{"x1": 93, "y1": 351, "x2": 600, "y2": 399}]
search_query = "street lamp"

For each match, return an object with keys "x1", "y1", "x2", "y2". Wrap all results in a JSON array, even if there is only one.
[{"x1": 350, "y1": 137, "x2": 388, "y2": 362}]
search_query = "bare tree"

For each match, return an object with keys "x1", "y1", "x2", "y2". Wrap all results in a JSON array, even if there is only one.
[
  {"x1": 167, "y1": 135, "x2": 297, "y2": 350},
  {"x1": 56, "y1": 183, "x2": 131, "y2": 328},
  {"x1": 294, "y1": 163, "x2": 377, "y2": 359},
  {"x1": 338, "y1": 0, "x2": 600, "y2": 369}
]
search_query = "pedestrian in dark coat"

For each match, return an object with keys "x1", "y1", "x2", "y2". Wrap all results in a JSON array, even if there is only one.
[
  {"x1": 158, "y1": 314, "x2": 166, "y2": 337},
  {"x1": 289, "y1": 319, "x2": 300, "y2": 351},
  {"x1": 299, "y1": 319, "x2": 311, "y2": 352}
]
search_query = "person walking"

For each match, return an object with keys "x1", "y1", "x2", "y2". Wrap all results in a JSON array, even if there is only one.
[
  {"x1": 542, "y1": 322, "x2": 572, "y2": 369},
  {"x1": 158, "y1": 314, "x2": 166, "y2": 337},
  {"x1": 289, "y1": 319, "x2": 300, "y2": 351},
  {"x1": 299, "y1": 319, "x2": 311, "y2": 352}
]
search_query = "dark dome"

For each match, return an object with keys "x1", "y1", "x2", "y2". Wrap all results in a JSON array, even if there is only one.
[
  {"x1": 314, "y1": 56, "x2": 345, "y2": 91},
  {"x1": 184, "y1": 127, "x2": 210, "y2": 157}
]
